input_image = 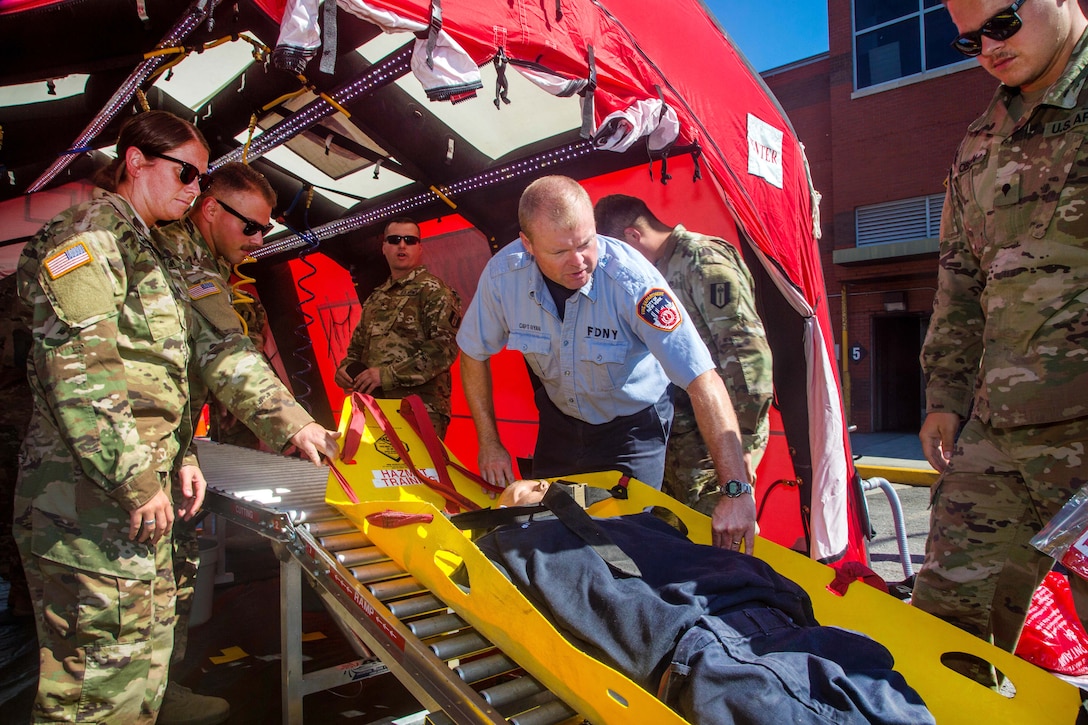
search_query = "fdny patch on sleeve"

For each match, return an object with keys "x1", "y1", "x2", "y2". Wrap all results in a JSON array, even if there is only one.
[
  {"x1": 636, "y1": 288, "x2": 683, "y2": 331},
  {"x1": 44, "y1": 241, "x2": 93, "y2": 279},
  {"x1": 188, "y1": 279, "x2": 221, "y2": 300}
]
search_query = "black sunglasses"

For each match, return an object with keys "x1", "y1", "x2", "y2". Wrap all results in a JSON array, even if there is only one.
[
  {"x1": 216, "y1": 199, "x2": 274, "y2": 237},
  {"x1": 385, "y1": 234, "x2": 421, "y2": 246},
  {"x1": 144, "y1": 150, "x2": 212, "y2": 191},
  {"x1": 950, "y1": 0, "x2": 1027, "y2": 57}
]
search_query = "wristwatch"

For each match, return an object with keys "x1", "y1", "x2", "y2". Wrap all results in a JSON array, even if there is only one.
[{"x1": 721, "y1": 479, "x2": 753, "y2": 498}]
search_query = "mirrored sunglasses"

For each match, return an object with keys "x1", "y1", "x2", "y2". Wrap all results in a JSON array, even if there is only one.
[
  {"x1": 950, "y1": 0, "x2": 1026, "y2": 57},
  {"x1": 216, "y1": 198, "x2": 274, "y2": 237},
  {"x1": 385, "y1": 234, "x2": 421, "y2": 246},
  {"x1": 144, "y1": 150, "x2": 212, "y2": 191}
]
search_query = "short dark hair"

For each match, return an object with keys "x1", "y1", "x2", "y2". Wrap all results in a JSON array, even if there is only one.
[
  {"x1": 201, "y1": 161, "x2": 277, "y2": 207},
  {"x1": 94, "y1": 110, "x2": 209, "y2": 191},
  {"x1": 383, "y1": 216, "x2": 421, "y2": 238},
  {"x1": 593, "y1": 194, "x2": 659, "y2": 239}
]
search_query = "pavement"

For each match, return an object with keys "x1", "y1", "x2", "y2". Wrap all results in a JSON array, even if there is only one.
[{"x1": 850, "y1": 431, "x2": 935, "y2": 586}]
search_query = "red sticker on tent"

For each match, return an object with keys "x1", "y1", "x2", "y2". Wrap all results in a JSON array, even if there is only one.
[{"x1": 636, "y1": 288, "x2": 682, "y2": 331}]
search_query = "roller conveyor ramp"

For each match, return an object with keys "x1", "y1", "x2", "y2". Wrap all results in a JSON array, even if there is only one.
[
  {"x1": 200, "y1": 394, "x2": 1083, "y2": 725},
  {"x1": 196, "y1": 440, "x2": 590, "y2": 725}
]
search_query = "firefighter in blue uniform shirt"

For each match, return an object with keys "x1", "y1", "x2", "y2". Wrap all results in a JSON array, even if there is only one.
[{"x1": 458, "y1": 175, "x2": 756, "y2": 552}]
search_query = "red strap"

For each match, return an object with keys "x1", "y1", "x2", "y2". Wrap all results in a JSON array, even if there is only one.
[
  {"x1": 366, "y1": 510, "x2": 435, "y2": 528},
  {"x1": 398, "y1": 395, "x2": 505, "y2": 495},
  {"x1": 350, "y1": 393, "x2": 479, "y2": 514},
  {"x1": 328, "y1": 460, "x2": 359, "y2": 504},
  {"x1": 399, "y1": 396, "x2": 461, "y2": 496},
  {"x1": 826, "y1": 561, "x2": 889, "y2": 597},
  {"x1": 339, "y1": 396, "x2": 368, "y2": 465}
]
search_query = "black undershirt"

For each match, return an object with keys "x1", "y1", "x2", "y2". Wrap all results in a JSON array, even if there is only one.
[{"x1": 543, "y1": 275, "x2": 578, "y2": 321}]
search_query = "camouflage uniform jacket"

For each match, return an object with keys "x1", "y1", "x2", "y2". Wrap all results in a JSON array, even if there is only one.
[
  {"x1": 226, "y1": 266, "x2": 267, "y2": 351},
  {"x1": 342, "y1": 265, "x2": 461, "y2": 420},
  {"x1": 16, "y1": 190, "x2": 191, "y2": 579},
  {"x1": 656, "y1": 226, "x2": 773, "y2": 455},
  {"x1": 153, "y1": 215, "x2": 314, "y2": 458},
  {"x1": 923, "y1": 29, "x2": 1088, "y2": 427}
]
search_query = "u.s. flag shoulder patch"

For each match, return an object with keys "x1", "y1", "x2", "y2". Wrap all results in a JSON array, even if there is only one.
[
  {"x1": 188, "y1": 279, "x2": 221, "y2": 300},
  {"x1": 636, "y1": 287, "x2": 683, "y2": 331},
  {"x1": 44, "y1": 241, "x2": 93, "y2": 280}
]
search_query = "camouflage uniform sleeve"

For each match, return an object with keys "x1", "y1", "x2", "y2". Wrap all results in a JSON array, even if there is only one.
[
  {"x1": 187, "y1": 357, "x2": 209, "y2": 441},
  {"x1": 179, "y1": 439, "x2": 200, "y2": 469},
  {"x1": 379, "y1": 281, "x2": 462, "y2": 390},
  {"x1": 190, "y1": 286, "x2": 315, "y2": 451},
  {"x1": 688, "y1": 245, "x2": 774, "y2": 455},
  {"x1": 338, "y1": 307, "x2": 370, "y2": 371},
  {"x1": 921, "y1": 182, "x2": 985, "y2": 418},
  {"x1": 20, "y1": 230, "x2": 166, "y2": 510},
  {"x1": 238, "y1": 296, "x2": 267, "y2": 351}
]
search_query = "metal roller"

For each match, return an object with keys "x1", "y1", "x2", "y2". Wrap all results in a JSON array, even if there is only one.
[
  {"x1": 479, "y1": 677, "x2": 546, "y2": 707},
  {"x1": 303, "y1": 517, "x2": 357, "y2": 537},
  {"x1": 367, "y1": 576, "x2": 425, "y2": 601},
  {"x1": 406, "y1": 612, "x2": 468, "y2": 639},
  {"x1": 453, "y1": 652, "x2": 519, "y2": 683},
  {"x1": 387, "y1": 593, "x2": 446, "y2": 619},
  {"x1": 351, "y1": 560, "x2": 407, "y2": 583},
  {"x1": 507, "y1": 699, "x2": 578, "y2": 725},
  {"x1": 336, "y1": 545, "x2": 387, "y2": 567},
  {"x1": 320, "y1": 531, "x2": 374, "y2": 551},
  {"x1": 427, "y1": 631, "x2": 491, "y2": 660}
]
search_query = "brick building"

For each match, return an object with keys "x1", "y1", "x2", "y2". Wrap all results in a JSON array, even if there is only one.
[{"x1": 762, "y1": 0, "x2": 1001, "y2": 433}]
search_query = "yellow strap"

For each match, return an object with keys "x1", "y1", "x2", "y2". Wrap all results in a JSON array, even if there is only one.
[{"x1": 229, "y1": 258, "x2": 259, "y2": 338}]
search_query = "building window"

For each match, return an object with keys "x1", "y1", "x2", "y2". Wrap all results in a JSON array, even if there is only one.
[
  {"x1": 856, "y1": 193, "x2": 944, "y2": 246},
  {"x1": 854, "y1": 0, "x2": 964, "y2": 90}
]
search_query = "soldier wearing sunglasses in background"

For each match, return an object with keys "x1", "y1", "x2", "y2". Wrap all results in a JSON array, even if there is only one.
[
  {"x1": 334, "y1": 217, "x2": 462, "y2": 437},
  {"x1": 915, "y1": 0, "x2": 1088, "y2": 684}
]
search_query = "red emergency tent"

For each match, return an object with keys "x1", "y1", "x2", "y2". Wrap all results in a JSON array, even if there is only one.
[{"x1": 0, "y1": 0, "x2": 863, "y2": 564}]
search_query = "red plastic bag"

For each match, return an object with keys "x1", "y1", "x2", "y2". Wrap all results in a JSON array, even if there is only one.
[{"x1": 1014, "y1": 571, "x2": 1088, "y2": 675}]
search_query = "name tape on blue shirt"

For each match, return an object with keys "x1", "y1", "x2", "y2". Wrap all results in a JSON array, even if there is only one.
[
  {"x1": 44, "y1": 242, "x2": 93, "y2": 280},
  {"x1": 636, "y1": 288, "x2": 682, "y2": 331},
  {"x1": 188, "y1": 280, "x2": 221, "y2": 300}
]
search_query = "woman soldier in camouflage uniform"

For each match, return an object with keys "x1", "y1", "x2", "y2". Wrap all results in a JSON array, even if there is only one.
[{"x1": 14, "y1": 111, "x2": 212, "y2": 724}]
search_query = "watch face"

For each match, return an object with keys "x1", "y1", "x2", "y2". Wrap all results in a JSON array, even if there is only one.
[{"x1": 724, "y1": 480, "x2": 750, "y2": 497}]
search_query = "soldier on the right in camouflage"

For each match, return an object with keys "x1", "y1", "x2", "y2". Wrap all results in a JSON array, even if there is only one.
[
  {"x1": 594, "y1": 195, "x2": 773, "y2": 516},
  {"x1": 914, "y1": 0, "x2": 1088, "y2": 684}
]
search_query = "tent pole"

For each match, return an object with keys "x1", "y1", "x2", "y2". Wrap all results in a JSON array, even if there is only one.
[
  {"x1": 211, "y1": 43, "x2": 414, "y2": 171},
  {"x1": 253, "y1": 139, "x2": 598, "y2": 258},
  {"x1": 27, "y1": 0, "x2": 220, "y2": 193}
]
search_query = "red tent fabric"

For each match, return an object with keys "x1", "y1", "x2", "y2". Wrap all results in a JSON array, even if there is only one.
[
  {"x1": 256, "y1": 0, "x2": 862, "y2": 564},
  {"x1": 0, "y1": 0, "x2": 862, "y2": 565}
]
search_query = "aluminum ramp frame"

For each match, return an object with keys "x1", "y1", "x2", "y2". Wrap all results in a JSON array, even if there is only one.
[{"x1": 196, "y1": 441, "x2": 581, "y2": 725}]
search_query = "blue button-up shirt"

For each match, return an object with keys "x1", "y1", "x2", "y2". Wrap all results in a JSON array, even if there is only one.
[{"x1": 458, "y1": 235, "x2": 714, "y2": 424}]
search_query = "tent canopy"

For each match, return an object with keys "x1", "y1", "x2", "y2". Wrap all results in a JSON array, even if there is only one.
[{"x1": 0, "y1": 0, "x2": 861, "y2": 564}]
